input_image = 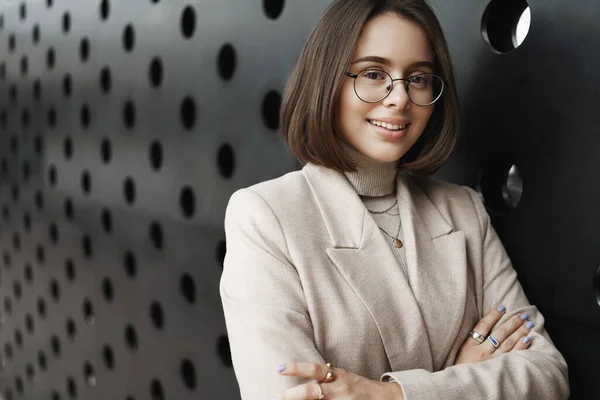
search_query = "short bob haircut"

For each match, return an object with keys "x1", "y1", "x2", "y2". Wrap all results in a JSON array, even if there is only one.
[{"x1": 281, "y1": 0, "x2": 460, "y2": 177}]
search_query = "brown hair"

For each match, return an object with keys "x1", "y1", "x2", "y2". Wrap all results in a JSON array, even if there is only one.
[{"x1": 280, "y1": 0, "x2": 460, "y2": 177}]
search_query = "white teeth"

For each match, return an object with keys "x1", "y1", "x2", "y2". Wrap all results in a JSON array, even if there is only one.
[{"x1": 369, "y1": 120, "x2": 407, "y2": 131}]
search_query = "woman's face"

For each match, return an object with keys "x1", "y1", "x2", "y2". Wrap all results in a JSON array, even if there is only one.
[{"x1": 336, "y1": 12, "x2": 436, "y2": 163}]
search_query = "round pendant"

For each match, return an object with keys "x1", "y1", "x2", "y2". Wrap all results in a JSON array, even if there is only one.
[{"x1": 393, "y1": 239, "x2": 403, "y2": 248}]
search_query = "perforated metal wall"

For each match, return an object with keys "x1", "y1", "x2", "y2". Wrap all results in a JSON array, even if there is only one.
[
  {"x1": 0, "y1": 0, "x2": 319, "y2": 398},
  {"x1": 1, "y1": 0, "x2": 599, "y2": 399}
]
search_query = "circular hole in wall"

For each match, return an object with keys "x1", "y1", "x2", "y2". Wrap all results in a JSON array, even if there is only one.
[
  {"x1": 149, "y1": 57, "x2": 163, "y2": 87},
  {"x1": 482, "y1": 0, "x2": 530, "y2": 53},
  {"x1": 83, "y1": 362, "x2": 96, "y2": 387},
  {"x1": 66, "y1": 376, "x2": 77, "y2": 397},
  {"x1": 20, "y1": 3, "x2": 27, "y2": 21},
  {"x1": 150, "y1": 378, "x2": 164, "y2": 400},
  {"x1": 123, "y1": 24, "x2": 135, "y2": 52},
  {"x1": 217, "y1": 334, "x2": 232, "y2": 367},
  {"x1": 262, "y1": 90, "x2": 281, "y2": 130},
  {"x1": 125, "y1": 324, "x2": 138, "y2": 351},
  {"x1": 150, "y1": 301, "x2": 164, "y2": 330},
  {"x1": 218, "y1": 44, "x2": 236, "y2": 81},
  {"x1": 100, "y1": 66, "x2": 111, "y2": 93},
  {"x1": 263, "y1": 0, "x2": 285, "y2": 20},
  {"x1": 179, "y1": 186, "x2": 195, "y2": 219},
  {"x1": 100, "y1": 0, "x2": 110, "y2": 21},
  {"x1": 38, "y1": 351, "x2": 47, "y2": 371},
  {"x1": 123, "y1": 251, "x2": 137, "y2": 278},
  {"x1": 475, "y1": 157, "x2": 523, "y2": 214},
  {"x1": 180, "y1": 359, "x2": 196, "y2": 390},
  {"x1": 83, "y1": 298, "x2": 95, "y2": 325},
  {"x1": 181, "y1": 6, "x2": 196, "y2": 39},
  {"x1": 216, "y1": 240, "x2": 226, "y2": 269},
  {"x1": 103, "y1": 344, "x2": 114, "y2": 370},
  {"x1": 217, "y1": 143, "x2": 235, "y2": 178},
  {"x1": 149, "y1": 140, "x2": 163, "y2": 171},
  {"x1": 180, "y1": 273, "x2": 196, "y2": 304},
  {"x1": 63, "y1": 11, "x2": 70, "y2": 34}
]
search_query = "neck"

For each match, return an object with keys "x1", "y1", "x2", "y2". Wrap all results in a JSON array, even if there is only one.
[{"x1": 338, "y1": 137, "x2": 398, "y2": 197}]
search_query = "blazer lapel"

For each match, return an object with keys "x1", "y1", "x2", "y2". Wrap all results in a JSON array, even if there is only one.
[
  {"x1": 303, "y1": 163, "x2": 467, "y2": 372},
  {"x1": 303, "y1": 164, "x2": 432, "y2": 372},
  {"x1": 396, "y1": 176, "x2": 468, "y2": 370}
]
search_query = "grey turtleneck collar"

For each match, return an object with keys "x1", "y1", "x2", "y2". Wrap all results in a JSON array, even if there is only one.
[{"x1": 338, "y1": 137, "x2": 398, "y2": 197}]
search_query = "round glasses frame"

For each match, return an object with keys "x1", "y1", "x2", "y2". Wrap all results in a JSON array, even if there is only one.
[{"x1": 345, "y1": 69, "x2": 444, "y2": 106}]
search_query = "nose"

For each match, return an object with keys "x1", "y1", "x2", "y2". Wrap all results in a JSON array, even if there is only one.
[{"x1": 381, "y1": 81, "x2": 411, "y2": 109}]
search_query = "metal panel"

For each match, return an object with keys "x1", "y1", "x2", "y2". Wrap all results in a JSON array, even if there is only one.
[
  {"x1": 1, "y1": 0, "x2": 598, "y2": 399},
  {"x1": 0, "y1": 0, "x2": 322, "y2": 398}
]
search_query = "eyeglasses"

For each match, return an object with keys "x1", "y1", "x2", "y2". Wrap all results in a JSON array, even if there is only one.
[{"x1": 345, "y1": 69, "x2": 444, "y2": 106}]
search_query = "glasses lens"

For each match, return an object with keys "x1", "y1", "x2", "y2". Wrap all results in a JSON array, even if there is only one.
[
  {"x1": 406, "y1": 74, "x2": 444, "y2": 106},
  {"x1": 354, "y1": 70, "x2": 393, "y2": 102},
  {"x1": 354, "y1": 70, "x2": 444, "y2": 105}
]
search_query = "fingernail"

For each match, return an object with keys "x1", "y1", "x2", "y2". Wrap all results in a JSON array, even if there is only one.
[
  {"x1": 520, "y1": 313, "x2": 528, "y2": 320},
  {"x1": 277, "y1": 365, "x2": 286, "y2": 372},
  {"x1": 523, "y1": 336, "x2": 530, "y2": 344},
  {"x1": 526, "y1": 321, "x2": 534, "y2": 329},
  {"x1": 497, "y1": 305, "x2": 506, "y2": 312}
]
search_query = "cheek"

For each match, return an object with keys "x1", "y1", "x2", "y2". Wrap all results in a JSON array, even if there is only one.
[
  {"x1": 415, "y1": 106, "x2": 435, "y2": 127},
  {"x1": 339, "y1": 85, "x2": 369, "y2": 118}
]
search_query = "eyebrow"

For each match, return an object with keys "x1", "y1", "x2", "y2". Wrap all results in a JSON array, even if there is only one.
[{"x1": 351, "y1": 56, "x2": 434, "y2": 70}]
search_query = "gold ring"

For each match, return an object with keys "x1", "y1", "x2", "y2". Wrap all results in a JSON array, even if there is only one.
[
  {"x1": 323, "y1": 362, "x2": 335, "y2": 382},
  {"x1": 317, "y1": 382, "x2": 324, "y2": 399},
  {"x1": 468, "y1": 330, "x2": 486, "y2": 344}
]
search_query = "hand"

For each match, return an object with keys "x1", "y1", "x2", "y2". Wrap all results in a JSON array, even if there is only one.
[
  {"x1": 454, "y1": 305, "x2": 534, "y2": 365},
  {"x1": 271, "y1": 362, "x2": 404, "y2": 400}
]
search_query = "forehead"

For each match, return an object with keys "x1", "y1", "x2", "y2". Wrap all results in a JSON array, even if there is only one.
[{"x1": 353, "y1": 12, "x2": 434, "y2": 66}]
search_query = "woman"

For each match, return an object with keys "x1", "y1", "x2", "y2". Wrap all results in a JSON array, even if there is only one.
[{"x1": 220, "y1": 0, "x2": 569, "y2": 399}]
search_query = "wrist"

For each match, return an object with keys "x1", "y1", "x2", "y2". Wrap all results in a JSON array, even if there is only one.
[{"x1": 383, "y1": 381, "x2": 405, "y2": 400}]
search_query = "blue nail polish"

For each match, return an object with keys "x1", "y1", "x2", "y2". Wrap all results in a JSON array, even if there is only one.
[
  {"x1": 520, "y1": 313, "x2": 528, "y2": 320},
  {"x1": 523, "y1": 336, "x2": 530, "y2": 344},
  {"x1": 497, "y1": 305, "x2": 506, "y2": 312},
  {"x1": 526, "y1": 321, "x2": 534, "y2": 329},
  {"x1": 277, "y1": 365, "x2": 286, "y2": 372}
]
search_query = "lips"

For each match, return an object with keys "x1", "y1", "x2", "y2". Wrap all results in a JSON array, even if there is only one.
[
  {"x1": 368, "y1": 119, "x2": 410, "y2": 131},
  {"x1": 368, "y1": 117, "x2": 411, "y2": 125}
]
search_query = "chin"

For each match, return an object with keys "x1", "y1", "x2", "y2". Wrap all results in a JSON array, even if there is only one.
[{"x1": 367, "y1": 148, "x2": 406, "y2": 163}]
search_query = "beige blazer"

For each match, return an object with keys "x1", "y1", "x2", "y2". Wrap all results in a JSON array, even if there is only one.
[{"x1": 220, "y1": 163, "x2": 569, "y2": 399}]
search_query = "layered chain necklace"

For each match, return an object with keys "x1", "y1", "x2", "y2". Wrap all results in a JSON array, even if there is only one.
[{"x1": 367, "y1": 199, "x2": 403, "y2": 248}]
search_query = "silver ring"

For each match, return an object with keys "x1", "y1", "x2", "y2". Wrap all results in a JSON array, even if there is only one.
[
  {"x1": 487, "y1": 334, "x2": 500, "y2": 348},
  {"x1": 468, "y1": 330, "x2": 486, "y2": 344},
  {"x1": 317, "y1": 382, "x2": 324, "y2": 399}
]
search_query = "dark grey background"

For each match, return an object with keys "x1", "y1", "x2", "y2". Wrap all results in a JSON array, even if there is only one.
[{"x1": 0, "y1": 0, "x2": 597, "y2": 399}]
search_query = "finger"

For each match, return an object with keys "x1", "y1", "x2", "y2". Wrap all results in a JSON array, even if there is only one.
[
  {"x1": 277, "y1": 362, "x2": 330, "y2": 381},
  {"x1": 482, "y1": 312, "x2": 529, "y2": 352},
  {"x1": 512, "y1": 334, "x2": 532, "y2": 351},
  {"x1": 493, "y1": 319, "x2": 534, "y2": 355},
  {"x1": 467, "y1": 304, "x2": 506, "y2": 346},
  {"x1": 273, "y1": 381, "x2": 322, "y2": 400},
  {"x1": 511, "y1": 320, "x2": 534, "y2": 352}
]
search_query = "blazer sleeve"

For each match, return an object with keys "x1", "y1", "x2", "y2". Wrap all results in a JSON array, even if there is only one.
[
  {"x1": 220, "y1": 188, "x2": 325, "y2": 399},
  {"x1": 381, "y1": 186, "x2": 569, "y2": 400}
]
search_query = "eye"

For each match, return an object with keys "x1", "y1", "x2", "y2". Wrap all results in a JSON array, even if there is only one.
[
  {"x1": 408, "y1": 74, "x2": 431, "y2": 88},
  {"x1": 361, "y1": 70, "x2": 387, "y2": 81}
]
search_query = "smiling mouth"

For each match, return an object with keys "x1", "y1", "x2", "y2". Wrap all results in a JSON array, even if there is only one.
[{"x1": 368, "y1": 119, "x2": 410, "y2": 131}]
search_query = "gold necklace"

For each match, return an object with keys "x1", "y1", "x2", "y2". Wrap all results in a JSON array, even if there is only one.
[
  {"x1": 366, "y1": 199, "x2": 398, "y2": 214},
  {"x1": 378, "y1": 221, "x2": 403, "y2": 248}
]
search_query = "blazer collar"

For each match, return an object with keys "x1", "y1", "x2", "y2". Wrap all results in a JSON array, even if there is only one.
[
  {"x1": 303, "y1": 163, "x2": 454, "y2": 247},
  {"x1": 303, "y1": 163, "x2": 467, "y2": 372}
]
